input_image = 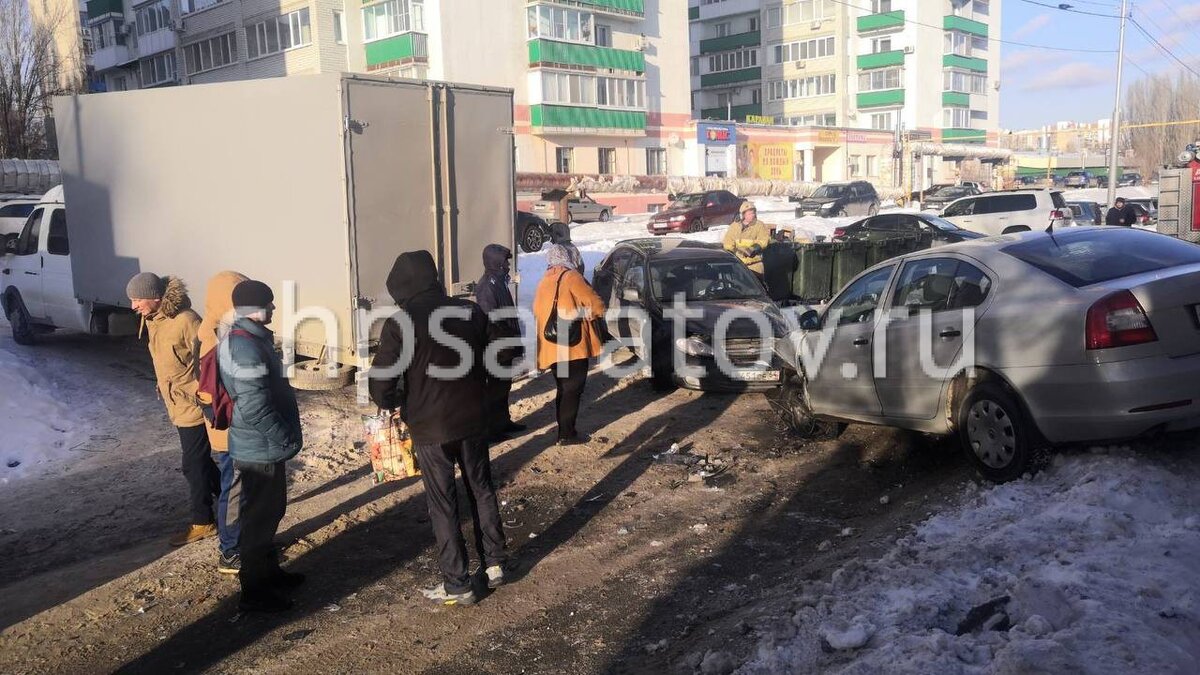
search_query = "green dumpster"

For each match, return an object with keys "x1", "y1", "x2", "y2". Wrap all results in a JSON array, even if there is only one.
[
  {"x1": 792, "y1": 243, "x2": 835, "y2": 302},
  {"x1": 832, "y1": 240, "x2": 871, "y2": 291}
]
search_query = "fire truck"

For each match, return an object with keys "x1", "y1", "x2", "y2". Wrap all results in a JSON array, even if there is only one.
[{"x1": 1157, "y1": 143, "x2": 1200, "y2": 243}]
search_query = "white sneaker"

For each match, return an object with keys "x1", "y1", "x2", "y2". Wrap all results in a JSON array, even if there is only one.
[
  {"x1": 485, "y1": 565, "x2": 505, "y2": 589},
  {"x1": 420, "y1": 583, "x2": 477, "y2": 606}
]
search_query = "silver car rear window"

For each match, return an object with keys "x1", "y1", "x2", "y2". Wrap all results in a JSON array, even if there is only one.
[{"x1": 1002, "y1": 230, "x2": 1200, "y2": 287}]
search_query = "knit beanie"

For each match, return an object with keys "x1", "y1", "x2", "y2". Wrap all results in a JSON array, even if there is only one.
[
  {"x1": 126, "y1": 272, "x2": 165, "y2": 300},
  {"x1": 231, "y1": 280, "x2": 274, "y2": 312}
]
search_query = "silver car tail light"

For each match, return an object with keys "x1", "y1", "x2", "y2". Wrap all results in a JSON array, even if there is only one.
[{"x1": 1086, "y1": 290, "x2": 1158, "y2": 350}]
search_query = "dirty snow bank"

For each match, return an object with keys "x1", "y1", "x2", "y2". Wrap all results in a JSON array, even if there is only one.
[
  {"x1": 738, "y1": 449, "x2": 1200, "y2": 674},
  {"x1": 0, "y1": 349, "x2": 82, "y2": 482}
]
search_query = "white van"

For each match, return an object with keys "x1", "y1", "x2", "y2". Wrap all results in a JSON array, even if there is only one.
[{"x1": 941, "y1": 189, "x2": 1074, "y2": 236}]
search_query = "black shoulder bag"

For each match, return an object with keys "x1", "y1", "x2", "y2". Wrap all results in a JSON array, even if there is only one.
[{"x1": 542, "y1": 270, "x2": 583, "y2": 347}]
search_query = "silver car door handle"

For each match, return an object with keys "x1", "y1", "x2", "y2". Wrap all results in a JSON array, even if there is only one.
[
  {"x1": 939, "y1": 328, "x2": 961, "y2": 339},
  {"x1": 23, "y1": 271, "x2": 38, "y2": 276},
  {"x1": 852, "y1": 337, "x2": 869, "y2": 347}
]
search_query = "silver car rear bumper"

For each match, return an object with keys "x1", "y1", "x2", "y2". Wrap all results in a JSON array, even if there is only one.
[{"x1": 1003, "y1": 353, "x2": 1200, "y2": 444}]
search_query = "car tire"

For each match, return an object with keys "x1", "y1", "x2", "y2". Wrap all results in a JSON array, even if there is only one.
[
  {"x1": 520, "y1": 224, "x2": 547, "y2": 253},
  {"x1": 957, "y1": 381, "x2": 1037, "y2": 482},
  {"x1": 690, "y1": 219, "x2": 704, "y2": 234},
  {"x1": 599, "y1": 210, "x2": 611, "y2": 222},
  {"x1": 867, "y1": 203, "x2": 879, "y2": 216},
  {"x1": 5, "y1": 292, "x2": 35, "y2": 346},
  {"x1": 769, "y1": 372, "x2": 843, "y2": 440},
  {"x1": 291, "y1": 359, "x2": 355, "y2": 391}
]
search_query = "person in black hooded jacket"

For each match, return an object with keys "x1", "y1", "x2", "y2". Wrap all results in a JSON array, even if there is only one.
[
  {"x1": 474, "y1": 244, "x2": 526, "y2": 439},
  {"x1": 368, "y1": 251, "x2": 507, "y2": 605}
]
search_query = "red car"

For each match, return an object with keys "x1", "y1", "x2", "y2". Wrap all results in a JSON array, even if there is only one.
[{"x1": 647, "y1": 190, "x2": 741, "y2": 235}]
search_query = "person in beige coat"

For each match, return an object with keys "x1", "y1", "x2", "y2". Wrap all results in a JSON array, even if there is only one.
[{"x1": 127, "y1": 272, "x2": 221, "y2": 550}]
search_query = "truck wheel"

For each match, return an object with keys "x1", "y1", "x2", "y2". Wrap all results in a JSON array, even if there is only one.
[
  {"x1": 958, "y1": 382, "x2": 1037, "y2": 483},
  {"x1": 520, "y1": 225, "x2": 547, "y2": 253},
  {"x1": 291, "y1": 360, "x2": 354, "y2": 391},
  {"x1": 599, "y1": 210, "x2": 611, "y2": 222},
  {"x1": 5, "y1": 293, "x2": 35, "y2": 346}
]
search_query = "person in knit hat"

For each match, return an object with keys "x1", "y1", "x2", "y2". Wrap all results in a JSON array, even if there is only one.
[{"x1": 127, "y1": 272, "x2": 222, "y2": 548}]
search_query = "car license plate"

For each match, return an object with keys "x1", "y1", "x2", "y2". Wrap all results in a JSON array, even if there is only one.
[{"x1": 730, "y1": 369, "x2": 781, "y2": 382}]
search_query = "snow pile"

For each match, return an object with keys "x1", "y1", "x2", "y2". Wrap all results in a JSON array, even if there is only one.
[
  {"x1": 0, "y1": 347, "x2": 82, "y2": 482},
  {"x1": 739, "y1": 450, "x2": 1200, "y2": 674}
]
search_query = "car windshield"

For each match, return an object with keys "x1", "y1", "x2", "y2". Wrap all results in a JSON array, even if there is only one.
[
  {"x1": 934, "y1": 187, "x2": 971, "y2": 199},
  {"x1": 651, "y1": 258, "x2": 767, "y2": 302},
  {"x1": 810, "y1": 185, "x2": 847, "y2": 199},
  {"x1": 670, "y1": 194, "x2": 704, "y2": 210},
  {"x1": 1003, "y1": 230, "x2": 1200, "y2": 287},
  {"x1": 922, "y1": 215, "x2": 962, "y2": 232}
]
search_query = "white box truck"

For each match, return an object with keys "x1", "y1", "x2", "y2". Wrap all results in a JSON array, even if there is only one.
[{"x1": 1, "y1": 74, "x2": 516, "y2": 387}]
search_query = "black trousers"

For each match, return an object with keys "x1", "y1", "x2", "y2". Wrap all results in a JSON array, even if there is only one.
[
  {"x1": 415, "y1": 436, "x2": 506, "y2": 594},
  {"x1": 177, "y1": 425, "x2": 221, "y2": 525},
  {"x1": 234, "y1": 459, "x2": 288, "y2": 594},
  {"x1": 553, "y1": 359, "x2": 589, "y2": 441},
  {"x1": 485, "y1": 376, "x2": 514, "y2": 433}
]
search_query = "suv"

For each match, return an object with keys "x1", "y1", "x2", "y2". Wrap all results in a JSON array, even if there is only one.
[
  {"x1": 648, "y1": 190, "x2": 741, "y2": 235},
  {"x1": 941, "y1": 189, "x2": 1074, "y2": 236},
  {"x1": 1064, "y1": 171, "x2": 1096, "y2": 188},
  {"x1": 795, "y1": 181, "x2": 880, "y2": 218},
  {"x1": 1066, "y1": 200, "x2": 1103, "y2": 226}
]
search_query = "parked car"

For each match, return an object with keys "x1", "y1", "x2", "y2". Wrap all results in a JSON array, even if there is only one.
[
  {"x1": 0, "y1": 199, "x2": 38, "y2": 236},
  {"x1": 1065, "y1": 171, "x2": 1096, "y2": 188},
  {"x1": 779, "y1": 227, "x2": 1200, "y2": 482},
  {"x1": 1098, "y1": 172, "x2": 1143, "y2": 188},
  {"x1": 647, "y1": 190, "x2": 740, "y2": 235},
  {"x1": 531, "y1": 190, "x2": 616, "y2": 223},
  {"x1": 959, "y1": 181, "x2": 988, "y2": 192},
  {"x1": 1126, "y1": 198, "x2": 1158, "y2": 223},
  {"x1": 1014, "y1": 175, "x2": 1039, "y2": 186},
  {"x1": 833, "y1": 213, "x2": 987, "y2": 245},
  {"x1": 1066, "y1": 200, "x2": 1103, "y2": 227},
  {"x1": 921, "y1": 185, "x2": 981, "y2": 213},
  {"x1": 909, "y1": 183, "x2": 956, "y2": 203},
  {"x1": 1126, "y1": 202, "x2": 1155, "y2": 227},
  {"x1": 796, "y1": 181, "x2": 880, "y2": 218},
  {"x1": 592, "y1": 238, "x2": 788, "y2": 391},
  {"x1": 941, "y1": 189, "x2": 1074, "y2": 235},
  {"x1": 516, "y1": 210, "x2": 549, "y2": 253}
]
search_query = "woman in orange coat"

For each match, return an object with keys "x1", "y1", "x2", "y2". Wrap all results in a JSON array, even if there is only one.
[{"x1": 533, "y1": 245, "x2": 607, "y2": 445}]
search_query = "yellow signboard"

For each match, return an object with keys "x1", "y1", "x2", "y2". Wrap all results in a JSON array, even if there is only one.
[
  {"x1": 740, "y1": 142, "x2": 792, "y2": 180},
  {"x1": 745, "y1": 114, "x2": 774, "y2": 126},
  {"x1": 817, "y1": 130, "x2": 841, "y2": 145}
]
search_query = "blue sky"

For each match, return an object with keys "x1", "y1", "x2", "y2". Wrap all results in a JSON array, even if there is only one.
[{"x1": 1000, "y1": 0, "x2": 1200, "y2": 129}]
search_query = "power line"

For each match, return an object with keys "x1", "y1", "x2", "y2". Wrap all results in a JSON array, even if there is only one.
[
  {"x1": 1015, "y1": 0, "x2": 1120, "y2": 18},
  {"x1": 826, "y1": 0, "x2": 1118, "y2": 53},
  {"x1": 1129, "y1": 18, "x2": 1200, "y2": 78},
  {"x1": 1135, "y1": 7, "x2": 1200, "y2": 63}
]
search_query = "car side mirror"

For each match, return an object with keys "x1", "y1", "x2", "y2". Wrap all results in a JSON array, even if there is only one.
[
  {"x1": 621, "y1": 287, "x2": 641, "y2": 303},
  {"x1": 799, "y1": 309, "x2": 821, "y2": 331},
  {"x1": 2, "y1": 234, "x2": 16, "y2": 254}
]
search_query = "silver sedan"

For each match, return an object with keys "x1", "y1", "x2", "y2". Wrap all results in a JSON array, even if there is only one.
[{"x1": 777, "y1": 227, "x2": 1200, "y2": 482}]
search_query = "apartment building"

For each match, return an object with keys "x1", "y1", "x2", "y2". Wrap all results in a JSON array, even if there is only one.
[
  {"x1": 31, "y1": 0, "x2": 94, "y2": 92},
  {"x1": 689, "y1": 0, "x2": 766, "y2": 124}
]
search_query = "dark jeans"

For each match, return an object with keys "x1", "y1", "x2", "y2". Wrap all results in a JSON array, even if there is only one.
[
  {"x1": 235, "y1": 459, "x2": 288, "y2": 594},
  {"x1": 415, "y1": 436, "x2": 506, "y2": 594},
  {"x1": 553, "y1": 359, "x2": 589, "y2": 441},
  {"x1": 177, "y1": 425, "x2": 221, "y2": 525},
  {"x1": 485, "y1": 376, "x2": 514, "y2": 433},
  {"x1": 215, "y1": 452, "x2": 242, "y2": 554}
]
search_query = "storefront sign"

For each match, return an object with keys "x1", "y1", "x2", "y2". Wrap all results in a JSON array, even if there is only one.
[
  {"x1": 846, "y1": 132, "x2": 868, "y2": 144},
  {"x1": 737, "y1": 142, "x2": 792, "y2": 180},
  {"x1": 745, "y1": 115, "x2": 775, "y2": 126},
  {"x1": 697, "y1": 123, "x2": 736, "y2": 146},
  {"x1": 817, "y1": 130, "x2": 840, "y2": 145}
]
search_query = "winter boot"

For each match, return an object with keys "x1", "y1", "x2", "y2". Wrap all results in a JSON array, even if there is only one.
[
  {"x1": 421, "y1": 583, "x2": 477, "y2": 606},
  {"x1": 170, "y1": 523, "x2": 217, "y2": 547}
]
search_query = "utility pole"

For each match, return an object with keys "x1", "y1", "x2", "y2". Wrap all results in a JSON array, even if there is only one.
[{"x1": 1107, "y1": 0, "x2": 1130, "y2": 206}]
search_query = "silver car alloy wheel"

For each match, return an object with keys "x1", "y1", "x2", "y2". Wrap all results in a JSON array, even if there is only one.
[{"x1": 967, "y1": 400, "x2": 1016, "y2": 469}]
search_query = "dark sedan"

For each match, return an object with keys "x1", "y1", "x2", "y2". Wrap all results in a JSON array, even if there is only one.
[
  {"x1": 920, "y1": 185, "x2": 981, "y2": 212},
  {"x1": 832, "y1": 212, "x2": 987, "y2": 244},
  {"x1": 593, "y1": 239, "x2": 788, "y2": 392}
]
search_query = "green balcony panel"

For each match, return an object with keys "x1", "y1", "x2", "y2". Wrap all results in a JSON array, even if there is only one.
[
  {"x1": 577, "y1": 0, "x2": 645, "y2": 15},
  {"x1": 700, "y1": 103, "x2": 763, "y2": 121},
  {"x1": 857, "y1": 89, "x2": 905, "y2": 108},
  {"x1": 689, "y1": 6, "x2": 699, "y2": 20},
  {"x1": 943, "y1": 54, "x2": 987, "y2": 72},
  {"x1": 943, "y1": 128, "x2": 986, "y2": 143},
  {"x1": 857, "y1": 10, "x2": 904, "y2": 32},
  {"x1": 942, "y1": 91, "x2": 969, "y2": 106},
  {"x1": 944, "y1": 15, "x2": 989, "y2": 38},
  {"x1": 857, "y1": 50, "x2": 904, "y2": 69},
  {"x1": 698, "y1": 30, "x2": 761, "y2": 54},
  {"x1": 365, "y1": 34, "x2": 420, "y2": 67},
  {"x1": 528, "y1": 39, "x2": 645, "y2": 72},
  {"x1": 87, "y1": 0, "x2": 123, "y2": 19},
  {"x1": 700, "y1": 67, "x2": 761, "y2": 87},
  {"x1": 530, "y1": 105, "x2": 647, "y2": 130}
]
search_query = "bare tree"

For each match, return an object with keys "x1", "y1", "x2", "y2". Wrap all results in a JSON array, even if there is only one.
[
  {"x1": 0, "y1": 0, "x2": 79, "y2": 158},
  {"x1": 1124, "y1": 71, "x2": 1200, "y2": 176}
]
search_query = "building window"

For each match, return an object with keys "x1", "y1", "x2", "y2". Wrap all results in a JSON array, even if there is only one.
[
  {"x1": 872, "y1": 37, "x2": 892, "y2": 53},
  {"x1": 766, "y1": 7, "x2": 781, "y2": 27},
  {"x1": 647, "y1": 148, "x2": 667, "y2": 176},
  {"x1": 596, "y1": 24, "x2": 611, "y2": 47},
  {"x1": 364, "y1": 0, "x2": 425, "y2": 42},
  {"x1": 944, "y1": 107, "x2": 971, "y2": 127},
  {"x1": 975, "y1": 0, "x2": 991, "y2": 16},
  {"x1": 944, "y1": 31, "x2": 972, "y2": 56},
  {"x1": 91, "y1": 20, "x2": 122, "y2": 50},
  {"x1": 247, "y1": 8, "x2": 312, "y2": 59},
  {"x1": 691, "y1": 56, "x2": 699, "y2": 76},
  {"x1": 767, "y1": 74, "x2": 837, "y2": 101},
  {"x1": 184, "y1": 33, "x2": 237, "y2": 75},
  {"x1": 135, "y1": 0, "x2": 172, "y2": 37},
  {"x1": 542, "y1": 71, "x2": 646, "y2": 109},
  {"x1": 785, "y1": 112, "x2": 837, "y2": 126},
  {"x1": 180, "y1": 0, "x2": 222, "y2": 15},
  {"x1": 714, "y1": 22, "x2": 731, "y2": 37},
  {"x1": 866, "y1": 156, "x2": 877, "y2": 176},
  {"x1": 598, "y1": 148, "x2": 615, "y2": 174},
  {"x1": 526, "y1": 5, "x2": 593, "y2": 44},
  {"x1": 716, "y1": 92, "x2": 729, "y2": 107},
  {"x1": 944, "y1": 70, "x2": 986, "y2": 94},
  {"x1": 334, "y1": 10, "x2": 346, "y2": 44},
  {"x1": 556, "y1": 147, "x2": 573, "y2": 174},
  {"x1": 971, "y1": 35, "x2": 988, "y2": 52},
  {"x1": 869, "y1": 111, "x2": 895, "y2": 130},
  {"x1": 140, "y1": 51, "x2": 176, "y2": 86},
  {"x1": 771, "y1": 36, "x2": 834, "y2": 64},
  {"x1": 849, "y1": 155, "x2": 861, "y2": 177},
  {"x1": 752, "y1": 88, "x2": 761, "y2": 104},
  {"x1": 780, "y1": 0, "x2": 834, "y2": 24},
  {"x1": 872, "y1": 0, "x2": 892, "y2": 12},
  {"x1": 858, "y1": 67, "x2": 902, "y2": 91},
  {"x1": 111, "y1": 75, "x2": 127, "y2": 91},
  {"x1": 596, "y1": 75, "x2": 645, "y2": 108},
  {"x1": 707, "y1": 48, "x2": 758, "y2": 73},
  {"x1": 748, "y1": 16, "x2": 758, "y2": 31}
]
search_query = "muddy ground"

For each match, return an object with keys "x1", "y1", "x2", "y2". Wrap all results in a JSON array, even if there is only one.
[{"x1": 0, "y1": 331, "x2": 975, "y2": 674}]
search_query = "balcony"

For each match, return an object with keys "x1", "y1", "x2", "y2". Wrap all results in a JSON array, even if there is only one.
[
  {"x1": 857, "y1": 10, "x2": 904, "y2": 32},
  {"x1": 92, "y1": 43, "x2": 134, "y2": 71},
  {"x1": 529, "y1": 105, "x2": 647, "y2": 134},
  {"x1": 86, "y1": 0, "x2": 123, "y2": 21},
  {"x1": 857, "y1": 50, "x2": 904, "y2": 69},
  {"x1": 700, "y1": 67, "x2": 761, "y2": 88},
  {"x1": 944, "y1": 15, "x2": 989, "y2": 38},
  {"x1": 699, "y1": 30, "x2": 760, "y2": 55},
  {"x1": 943, "y1": 53, "x2": 986, "y2": 73},
  {"x1": 695, "y1": 0, "x2": 762, "y2": 22},
  {"x1": 700, "y1": 103, "x2": 763, "y2": 121},
  {"x1": 563, "y1": 0, "x2": 645, "y2": 18},
  {"x1": 528, "y1": 39, "x2": 645, "y2": 72},
  {"x1": 857, "y1": 89, "x2": 905, "y2": 108},
  {"x1": 365, "y1": 32, "x2": 428, "y2": 69},
  {"x1": 942, "y1": 91, "x2": 969, "y2": 107},
  {"x1": 137, "y1": 29, "x2": 177, "y2": 59},
  {"x1": 943, "y1": 128, "x2": 986, "y2": 144}
]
